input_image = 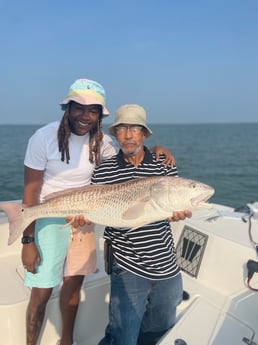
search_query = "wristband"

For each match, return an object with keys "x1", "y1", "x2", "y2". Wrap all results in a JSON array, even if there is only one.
[{"x1": 21, "y1": 236, "x2": 35, "y2": 244}]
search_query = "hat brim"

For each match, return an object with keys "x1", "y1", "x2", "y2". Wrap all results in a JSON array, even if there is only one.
[
  {"x1": 60, "y1": 95, "x2": 109, "y2": 116},
  {"x1": 108, "y1": 122, "x2": 152, "y2": 137}
]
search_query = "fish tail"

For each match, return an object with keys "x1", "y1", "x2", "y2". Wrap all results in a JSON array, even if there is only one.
[{"x1": 0, "y1": 202, "x2": 33, "y2": 245}]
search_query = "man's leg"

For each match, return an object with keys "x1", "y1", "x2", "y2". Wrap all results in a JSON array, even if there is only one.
[
  {"x1": 59, "y1": 275, "x2": 84, "y2": 345},
  {"x1": 59, "y1": 223, "x2": 96, "y2": 345},
  {"x1": 24, "y1": 218, "x2": 71, "y2": 345},
  {"x1": 26, "y1": 287, "x2": 53, "y2": 345},
  {"x1": 98, "y1": 263, "x2": 149, "y2": 345},
  {"x1": 137, "y1": 273, "x2": 183, "y2": 345}
]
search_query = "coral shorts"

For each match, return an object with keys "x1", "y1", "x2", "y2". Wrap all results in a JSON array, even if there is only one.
[{"x1": 24, "y1": 218, "x2": 97, "y2": 288}]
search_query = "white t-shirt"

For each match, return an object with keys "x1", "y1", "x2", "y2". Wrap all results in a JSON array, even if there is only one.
[{"x1": 24, "y1": 121, "x2": 118, "y2": 199}]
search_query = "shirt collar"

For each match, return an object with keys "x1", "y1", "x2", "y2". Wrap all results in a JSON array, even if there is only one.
[{"x1": 117, "y1": 146, "x2": 154, "y2": 167}]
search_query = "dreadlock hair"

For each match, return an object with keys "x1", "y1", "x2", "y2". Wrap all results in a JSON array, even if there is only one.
[
  {"x1": 88, "y1": 116, "x2": 104, "y2": 165},
  {"x1": 57, "y1": 103, "x2": 104, "y2": 165},
  {"x1": 57, "y1": 106, "x2": 71, "y2": 164}
]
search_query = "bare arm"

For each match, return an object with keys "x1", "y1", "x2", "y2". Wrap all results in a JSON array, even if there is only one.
[{"x1": 21, "y1": 166, "x2": 44, "y2": 273}]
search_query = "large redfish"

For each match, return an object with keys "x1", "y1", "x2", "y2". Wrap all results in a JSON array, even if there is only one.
[{"x1": 0, "y1": 176, "x2": 214, "y2": 245}]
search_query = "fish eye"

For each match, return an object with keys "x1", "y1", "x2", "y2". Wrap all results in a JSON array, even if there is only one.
[{"x1": 191, "y1": 183, "x2": 196, "y2": 188}]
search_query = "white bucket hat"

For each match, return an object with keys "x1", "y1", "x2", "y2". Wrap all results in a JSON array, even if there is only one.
[{"x1": 108, "y1": 104, "x2": 152, "y2": 137}]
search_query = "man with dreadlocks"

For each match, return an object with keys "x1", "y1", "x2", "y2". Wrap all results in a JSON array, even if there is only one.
[{"x1": 20, "y1": 78, "x2": 175, "y2": 345}]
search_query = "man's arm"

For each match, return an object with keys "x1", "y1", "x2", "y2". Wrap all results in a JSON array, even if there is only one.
[
  {"x1": 149, "y1": 145, "x2": 176, "y2": 166},
  {"x1": 21, "y1": 166, "x2": 44, "y2": 273}
]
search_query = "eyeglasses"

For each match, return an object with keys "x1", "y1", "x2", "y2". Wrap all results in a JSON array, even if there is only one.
[{"x1": 115, "y1": 125, "x2": 143, "y2": 134}]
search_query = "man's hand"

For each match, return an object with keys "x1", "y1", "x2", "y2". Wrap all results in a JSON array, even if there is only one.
[
  {"x1": 22, "y1": 243, "x2": 41, "y2": 274},
  {"x1": 149, "y1": 145, "x2": 176, "y2": 167},
  {"x1": 66, "y1": 215, "x2": 92, "y2": 228},
  {"x1": 168, "y1": 210, "x2": 192, "y2": 222}
]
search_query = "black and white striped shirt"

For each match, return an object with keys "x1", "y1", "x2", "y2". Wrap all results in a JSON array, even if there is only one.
[{"x1": 91, "y1": 147, "x2": 180, "y2": 280}]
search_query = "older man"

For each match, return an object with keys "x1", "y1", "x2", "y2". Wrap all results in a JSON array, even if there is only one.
[{"x1": 92, "y1": 104, "x2": 191, "y2": 345}]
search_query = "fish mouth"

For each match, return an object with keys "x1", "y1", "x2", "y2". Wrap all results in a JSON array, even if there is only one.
[{"x1": 191, "y1": 189, "x2": 215, "y2": 209}]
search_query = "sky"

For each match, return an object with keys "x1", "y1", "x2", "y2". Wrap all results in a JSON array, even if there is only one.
[{"x1": 0, "y1": 0, "x2": 258, "y2": 124}]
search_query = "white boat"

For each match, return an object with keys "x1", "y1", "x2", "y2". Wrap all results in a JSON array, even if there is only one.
[{"x1": 1, "y1": 201, "x2": 258, "y2": 345}]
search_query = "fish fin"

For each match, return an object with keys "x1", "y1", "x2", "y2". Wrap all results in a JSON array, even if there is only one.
[
  {"x1": 58, "y1": 219, "x2": 74, "y2": 229},
  {"x1": 128, "y1": 221, "x2": 151, "y2": 231},
  {"x1": 122, "y1": 202, "x2": 147, "y2": 220},
  {"x1": 0, "y1": 202, "x2": 33, "y2": 245},
  {"x1": 65, "y1": 216, "x2": 75, "y2": 226}
]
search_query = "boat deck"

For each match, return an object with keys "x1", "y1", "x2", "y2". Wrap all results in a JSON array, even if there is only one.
[{"x1": 1, "y1": 204, "x2": 258, "y2": 345}]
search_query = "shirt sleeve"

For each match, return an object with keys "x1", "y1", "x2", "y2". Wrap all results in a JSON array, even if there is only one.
[
  {"x1": 165, "y1": 164, "x2": 178, "y2": 176},
  {"x1": 24, "y1": 130, "x2": 47, "y2": 170},
  {"x1": 152, "y1": 153, "x2": 178, "y2": 177}
]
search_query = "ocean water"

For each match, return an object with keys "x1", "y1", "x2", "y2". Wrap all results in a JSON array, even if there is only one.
[{"x1": 0, "y1": 123, "x2": 257, "y2": 208}]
